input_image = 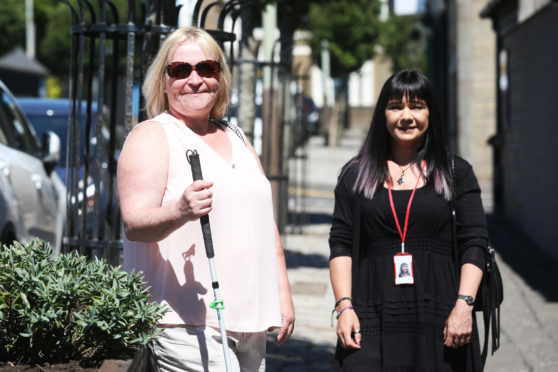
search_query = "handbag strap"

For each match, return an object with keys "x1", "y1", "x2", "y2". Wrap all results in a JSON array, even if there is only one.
[
  {"x1": 450, "y1": 156, "x2": 459, "y2": 272},
  {"x1": 212, "y1": 118, "x2": 247, "y2": 147},
  {"x1": 486, "y1": 245, "x2": 502, "y2": 354},
  {"x1": 480, "y1": 248, "x2": 502, "y2": 364}
]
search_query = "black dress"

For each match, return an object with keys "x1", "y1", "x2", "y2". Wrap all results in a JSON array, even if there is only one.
[{"x1": 329, "y1": 156, "x2": 487, "y2": 372}]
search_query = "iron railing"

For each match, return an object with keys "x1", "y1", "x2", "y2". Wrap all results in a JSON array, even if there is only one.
[
  {"x1": 60, "y1": 0, "x2": 311, "y2": 262},
  {"x1": 61, "y1": 0, "x2": 238, "y2": 263}
]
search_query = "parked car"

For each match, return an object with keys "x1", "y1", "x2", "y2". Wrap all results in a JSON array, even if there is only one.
[
  {"x1": 17, "y1": 98, "x2": 119, "y2": 242},
  {"x1": 0, "y1": 81, "x2": 64, "y2": 252}
]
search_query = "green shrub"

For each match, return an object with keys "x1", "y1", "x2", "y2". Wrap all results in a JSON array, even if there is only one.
[{"x1": 0, "y1": 239, "x2": 167, "y2": 364}]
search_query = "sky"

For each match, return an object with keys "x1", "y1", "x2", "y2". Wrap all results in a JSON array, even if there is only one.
[{"x1": 393, "y1": 0, "x2": 426, "y2": 15}]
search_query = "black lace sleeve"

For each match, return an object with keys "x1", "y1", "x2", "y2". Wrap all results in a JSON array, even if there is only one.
[
  {"x1": 454, "y1": 156, "x2": 488, "y2": 270},
  {"x1": 329, "y1": 165, "x2": 357, "y2": 259}
]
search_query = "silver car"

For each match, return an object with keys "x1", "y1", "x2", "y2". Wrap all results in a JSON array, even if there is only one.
[{"x1": 0, "y1": 80, "x2": 64, "y2": 253}]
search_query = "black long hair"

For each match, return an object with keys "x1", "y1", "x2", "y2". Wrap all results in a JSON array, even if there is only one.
[{"x1": 345, "y1": 70, "x2": 452, "y2": 200}]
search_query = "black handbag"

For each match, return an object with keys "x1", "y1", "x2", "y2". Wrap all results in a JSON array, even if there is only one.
[
  {"x1": 473, "y1": 245, "x2": 504, "y2": 312},
  {"x1": 450, "y1": 157, "x2": 502, "y2": 367}
]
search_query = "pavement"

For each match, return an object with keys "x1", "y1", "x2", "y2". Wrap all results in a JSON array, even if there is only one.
[
  {"x1": 265, "y1": 122, "x2": 558, "y2": 371},
  {"x1": 265, "y1": 124, "x2": 366, "y2": 371}
]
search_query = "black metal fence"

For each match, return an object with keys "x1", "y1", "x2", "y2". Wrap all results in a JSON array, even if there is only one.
[
  {"x1": 60, "y1": 0, "x2": 240, "y2": 264},
  {"x1": 60, "y1": 0, "x2": 312, "y2": 263}
]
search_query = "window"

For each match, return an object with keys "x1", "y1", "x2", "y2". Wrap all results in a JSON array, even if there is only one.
[{"x1": 0, "y1": 89, "x2": 40, "y2": 156}]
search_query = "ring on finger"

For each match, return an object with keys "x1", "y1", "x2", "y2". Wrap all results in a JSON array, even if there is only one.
[{"x1": 353, "y1": 329, "x2": 361, "y2": 334}]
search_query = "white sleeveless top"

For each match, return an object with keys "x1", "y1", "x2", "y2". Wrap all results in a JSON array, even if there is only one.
[{"x1": 123, "y1": 112, "x2": 281, "y2": 332}]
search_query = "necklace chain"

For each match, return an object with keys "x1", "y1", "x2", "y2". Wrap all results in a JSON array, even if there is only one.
[{"x1": 394, "y1": 162, "x2": 413, "y2": 185}]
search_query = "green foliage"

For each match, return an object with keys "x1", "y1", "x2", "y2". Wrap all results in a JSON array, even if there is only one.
[
  {"x1": 379, "y1": 14, "x2": 426, "y2": 73},
  {"x1": 308, "y1": 0, "x2": 382, "y2": 77},
  {"x1": 36, "y1": 0, "x2": 132, "y2": 83},
  {"x1": 45, "y1": 76, "x2": 64, "y2": 98},
  {"x1": 0, "y1": 0, "x2": 136, "y2": 95},
  {"x1": 0, "y1": 0, "x2": 26, "y2": 55},
  {"x1": 36, "y1": 0, "x2": 73, "y2": 78},
  {"x1": 0, "y1": 239, "x2": 167, "y2": 364}
]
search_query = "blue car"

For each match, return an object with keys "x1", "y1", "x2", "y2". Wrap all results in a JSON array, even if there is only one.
[{"x1": 18, "y1": 98, "x2": 119, "y2": 242}]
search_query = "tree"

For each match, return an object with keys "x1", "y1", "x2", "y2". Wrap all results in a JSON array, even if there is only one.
[
  {"x1": 307, "y1": 0, "x2": 382, "y2": 77},
  {"x1": 0, "y1": 0, "x2": 139, "y2": 96},
  {"x1": 379, "y1": 14, "x2": 426, "y2": 73},
  {"x1": 37, "y1": 0, "x2": 134, "y2": 91},
  {"x1": 37, "y1": 0, "x2": 72, "y2": 78},
  {"x1": 304, "y1": 0, "x2": 382, "y2": 139},
  {"x1": 0, "y1": 0, "x2": 26, "y2": 57}
]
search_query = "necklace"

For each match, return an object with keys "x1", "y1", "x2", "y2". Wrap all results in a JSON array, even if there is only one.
[{"x1": 395, "y1": 162, "x2": 413, "y2": 185}]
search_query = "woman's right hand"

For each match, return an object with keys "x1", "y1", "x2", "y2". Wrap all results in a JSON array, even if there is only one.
[
  {"x1": 177, "y1": 180, "x2": 214, "y2": 221},
  {"x1": 336, "y1": 307, "x2": 361, "y2": 349}
]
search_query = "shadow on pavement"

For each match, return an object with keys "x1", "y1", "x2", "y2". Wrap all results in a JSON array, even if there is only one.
[
  {"x1": 284, "y1": 249, "x2": 329, "y2": 269},
  {"x1": 487, "y1": 213, "x2": 558, "y2": 302},
  {"x1": 266, "y1": 334, "x2": 335, "y2": 371}
]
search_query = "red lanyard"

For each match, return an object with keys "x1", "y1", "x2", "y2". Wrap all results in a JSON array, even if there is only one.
[{"x1": 387, "y1": 161, "x2": 424, "y2": 253}]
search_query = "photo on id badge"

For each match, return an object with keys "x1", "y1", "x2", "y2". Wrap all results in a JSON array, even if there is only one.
[{"x1": 394, "y1": 253, "x2": 414, "y2": 285}]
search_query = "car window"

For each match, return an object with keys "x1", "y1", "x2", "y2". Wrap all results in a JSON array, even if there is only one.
[
  {"x1": 0, "y1": 90, "x2": 40, "y2": 156},
  {"x1": 0, "y1": 104, "x2": 11, "y2": 146},
  {"x1": 26, "y1": 114, "x2": 71, "y2": 164},
  {"x1": 0, "y1": 128, "x2": 8, "y2": 145},
  {"x1": 24, "y1": 105, "x2": 113, "y2": 166}
]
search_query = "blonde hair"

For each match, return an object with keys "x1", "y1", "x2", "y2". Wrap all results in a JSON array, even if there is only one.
[{"x1": 142, "y1": 27, "x2": 231, "y2": 119}]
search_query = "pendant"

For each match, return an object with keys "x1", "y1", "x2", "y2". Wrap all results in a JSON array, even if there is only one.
[{"x1": 397, "y1": 174, "x2": 404, "y2": 185}]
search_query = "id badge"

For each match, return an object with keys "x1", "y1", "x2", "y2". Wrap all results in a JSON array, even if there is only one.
[{"x1": 394, "y1": 252, "x2": 414, "y2": 285}]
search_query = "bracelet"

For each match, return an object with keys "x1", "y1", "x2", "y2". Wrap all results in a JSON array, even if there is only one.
[
  {"x1": 336, "y1": 305, "x2": 354, "y2": 319},
  {"x1": 334, "y1": 296, "x2": 352, "y2": 308},
  {"x1": 330, "y1": 305, "x2": 354, "y2": 327}
]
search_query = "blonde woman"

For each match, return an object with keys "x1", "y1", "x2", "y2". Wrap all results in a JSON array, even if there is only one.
[{"x1": 117, "y1": 27, "x2": 294, "y2": 371}]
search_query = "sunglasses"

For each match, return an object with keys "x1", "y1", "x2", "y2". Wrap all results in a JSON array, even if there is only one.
[{"x1": 165, "y1": 60, "x2": 220, "y2": 79}]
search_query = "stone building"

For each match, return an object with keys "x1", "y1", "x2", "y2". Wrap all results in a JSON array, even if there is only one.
[
  {"x1": 426, "y1": 0, "x2": 497, "y2": 212},
  {"x1": 481, "y1": 0, "x2": 558, "y2": 260}
]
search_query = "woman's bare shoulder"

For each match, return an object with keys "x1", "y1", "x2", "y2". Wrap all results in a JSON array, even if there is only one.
[
  {"x1": 128, "y1": 119, "x2": 165, "y2": 137},
  {"x1": 122, "y1": 120, "x2": 167, "y2": 148},
  {"x1": 119, "y1": 120, "x2": 169, "y2": 164}
]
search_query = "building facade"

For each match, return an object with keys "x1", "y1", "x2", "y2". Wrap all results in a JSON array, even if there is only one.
[
  {"x1": 481, "y1": 0, "x2": 558, "y2": 260},
  {"x1": 427, "y1": 0, "x2": 497, "y2": 212}
]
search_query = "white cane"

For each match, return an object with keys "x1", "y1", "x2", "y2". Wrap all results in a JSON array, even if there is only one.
[{"x1": 187, "y1": 149, "x2": 233, "y2": 372}]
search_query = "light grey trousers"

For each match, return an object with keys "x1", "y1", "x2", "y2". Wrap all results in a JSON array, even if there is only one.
[{"x1": 150, "y1": 325, "x2": 267, "y2": 372}]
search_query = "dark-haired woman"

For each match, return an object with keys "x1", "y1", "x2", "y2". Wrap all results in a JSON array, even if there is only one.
[
  {"x1": 399, "y1": 263, "x2": 411, "y2": 278},
  {"x1": 329, "y1": 70, "x2": 487, "y2": 371}
]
